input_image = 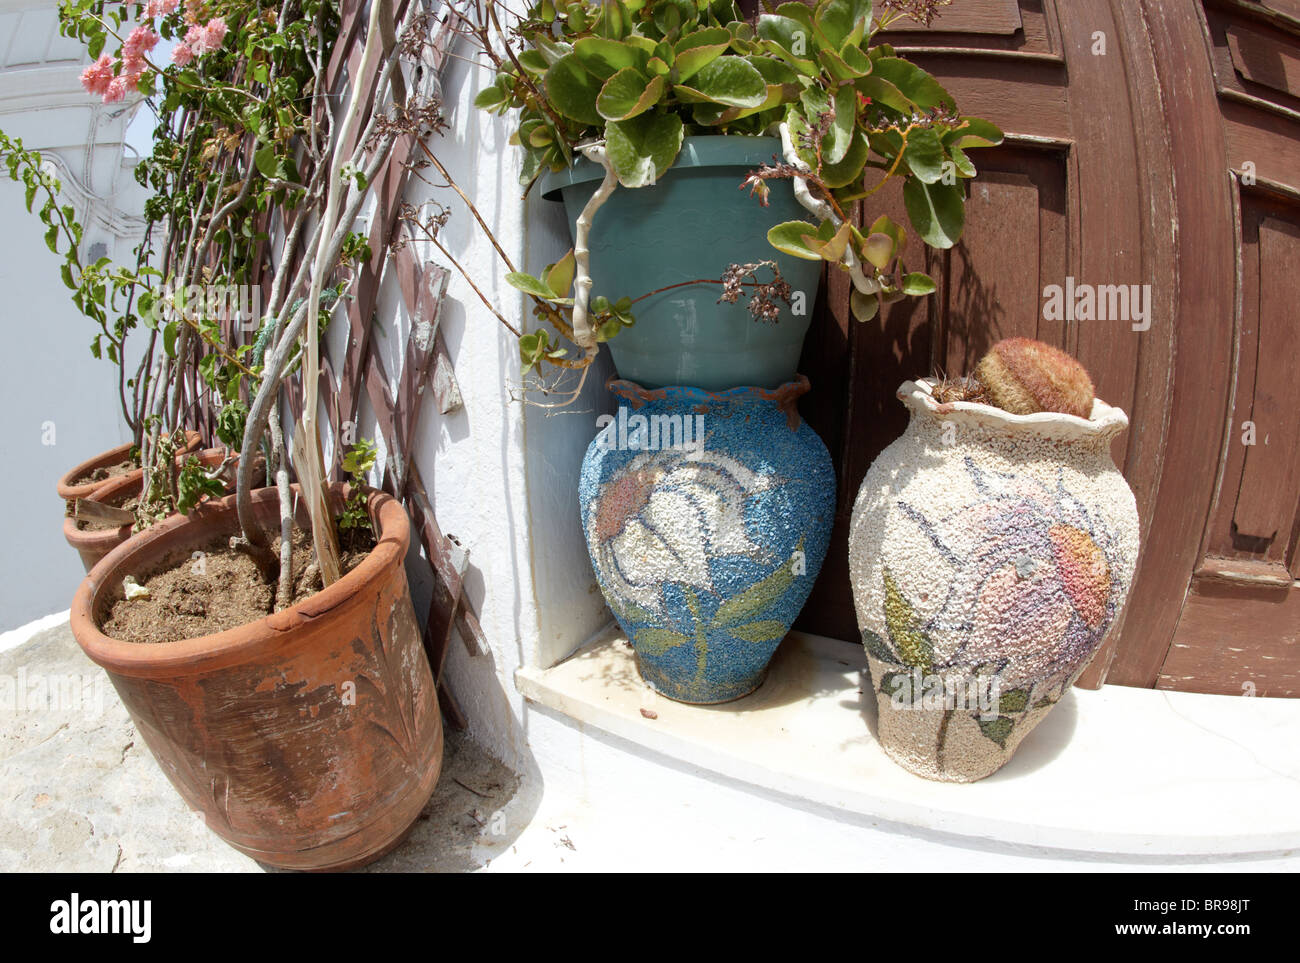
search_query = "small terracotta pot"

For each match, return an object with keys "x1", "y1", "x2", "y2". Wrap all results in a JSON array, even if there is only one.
[
  {"x1": 56, "y1": 430, "x2": 202, "y2": 503},
  {"x1": 70, "y1": 484, "x2": 443, "y2": 871},
  {"x1": 63, "y1": 448, "x2": 233, "y2": 573}
]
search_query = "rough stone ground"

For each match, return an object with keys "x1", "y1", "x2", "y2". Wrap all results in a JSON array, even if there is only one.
[{"x1": 0, "y1": 622, "x2": 524, "y2": 872}]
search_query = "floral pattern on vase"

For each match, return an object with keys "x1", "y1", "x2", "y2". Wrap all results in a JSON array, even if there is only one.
[
  {"x1": 580, "y1": 377, "x2": 835, "y2": 704},
  {"x1": 849, "y1": 379, "x2": 1140, "y2": 782}
]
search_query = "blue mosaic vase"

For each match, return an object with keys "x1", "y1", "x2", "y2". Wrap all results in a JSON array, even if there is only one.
[{"x1": 579, "y1": 376, "x2": 835, "y2": 704}]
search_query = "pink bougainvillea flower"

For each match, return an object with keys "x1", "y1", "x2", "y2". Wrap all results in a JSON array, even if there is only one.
[
  {"x1": 123, "y1": 25, "x2": 160, "y2": 61},
  {"x1": 184, "y1": 24, "x2": 206, "y2": 49},
  {"x1": 145, "y1": 0, "x2": 179, "y2": 17},
  {"x1": 171, "y1": 42, "x2": 195, "y2": 66},
  {"x1": 80, "y1": 53, "x2": 115, "y2": 97},
  {"x1": 121, "y1": 55, "x2": 146, "y2": 85},
  {"x1": 201, "y1": 17, "x2": 228, "y2": 52},
  {"x1": 103, "y1": 76, "x2": 131, "y2": 104},
  {"x1": 182, "y1": 0, "x2": 203, "y2": 24}
]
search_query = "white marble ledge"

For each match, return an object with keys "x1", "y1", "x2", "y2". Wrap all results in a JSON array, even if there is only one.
[{"x1": 516, "y1": 627, "x2": 1300, "y2": 858}]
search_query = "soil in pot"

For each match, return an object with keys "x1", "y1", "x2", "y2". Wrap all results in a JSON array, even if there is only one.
[
  {"x1": 100, "y1": 527, "x2": 376, "y2": 644},
  {"x1": 69, "y1": 459, "x2": 136, "y2": 488}
]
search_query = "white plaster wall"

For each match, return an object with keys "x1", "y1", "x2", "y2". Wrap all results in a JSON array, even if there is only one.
[{"x1": 0, "y1": 0, "x2": 148, "y2": 630}]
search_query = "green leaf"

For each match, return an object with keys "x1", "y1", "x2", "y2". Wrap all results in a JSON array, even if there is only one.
[
  {"x1": 767, "y1": 220, "x2": 825, "y2": 260},
  {"x1": 634, "y1": 627, "x2": 691, "y2": 655},
  {"x1": 755, "y1": 14, "x2": 818, "y2": 73},
  {"x1": 947, "y1": 117, "x2": 1004, "y2": 149},
  {"x1": 44, "y1": 224, "x2": 58, "y2": 254},
  {"x1": 882, "y1": 568, "x2": 933, "y2": 670},
  {"x1": 730, "y1": 620, "x2": 789, "y2": 643},
  {"x1": 861, "y1": 628, "x2": 897, "y2": 662},
  {"x1": 544, "y1": 249, "x2": 576, "y2": 298},
  {"x1": 473, "y1": 84, "x2": 509, "y2": 109},
  {"x1": 713, "y1": 557, "x2": 796, "y2": 626},
  {"x1": 573, "y1": 37, "x2": 643, "y2": 80},
  {"x1": 604, "y1": 112, "x2": 684, "y2": 188},
  {"x1": 673, "y1": 56, "x2": 766, "y2": 108},
  {"x1": 813, "y1": 0, "x2": 872, "y2": 50},
  {"x1": 596, "y1": 68, "x2": 665, "y2": 121},
  {"x1": 819, "y1": 128, "x2": 869, "y2": 188},
  {"x1": 850, "y1": 289, "x2": 880, "y2": 322},
  {"x1": 506, "y1": 271, "x2": 559, "y2": 299},
  {"x1": 902, "y1": 271, "x2": 936, "y2": 295},
  {"x1": 254, "y1": 144, "x2": 280, "y2": 178},
  {"x1": 673, "y1": 27, "x2": 732, "y2": 82},
  {"x1": 903, "y1": 126, "x2": 947, "y2": 184},
  {"x1": 903, "y1": 178, "x2": 965, "y2": 249},
  {"x1": 544, "y1": 53, "x2": 605, "y2": 126},
  {"x1": 978, "y1": 716, "x2": 1016, "y2": 749},
  {"x1": 862, "y1": 232, "x2": 894, "y2": 270},
  {"x1": 870, "y1": 56, "x2": 955, "y2": 111},
  {"x1": 823, "y1": 84, "x2": 859, "y2": 165}
]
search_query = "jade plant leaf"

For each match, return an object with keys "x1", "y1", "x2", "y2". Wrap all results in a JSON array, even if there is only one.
[
  {"x1": 543, "y1": 250, "x2": 576, "y2": 298},
  {"x1": 870, "y1": 56, "x2": 954, "y2": 111},
  {"x1": 573, "y1": 36, "x2": 645, "y2": 80},
  {"x1": 673, "y1": 55, "x2": 767, "y2": 107},
  {"x1": 819, "y1": 128, "x2": 869, "y2": 188},
  {"x1": 673, "y1": 27, "x2": 732, "y2": 81},
  {"x1": 597, "y1": 68, "x2": 665, "y2": 121},
  {"x1": 605, "y1": 112, "x2": 684, "y2": 187},
  {"x1": 902, "y1": 271, "x2": 936, "y2": 295},
  {"x1": 902, "y1": 126, "x2": 948, "y2": 184},
  {"x1": 903, "y1": 178, "x2": 965, "y2": 250},
  {"x1": 767, "y1": 220, "x2": 825, "y2": 260},
  {"x1": 882, "y1": 568, "x2": 933, "y2": 670},
  {"x1": 506, "y1": 271, "x2": 560, "y2": 300},
  {"x1": 813, "y1": 0, "x2": 872, "y2": 51},
  {"x1": 544, "y1": 53, "x2": 604, "y2": 125},
  {"x1": 850, "y1": 288, "x2": 880, "y2": 322}
]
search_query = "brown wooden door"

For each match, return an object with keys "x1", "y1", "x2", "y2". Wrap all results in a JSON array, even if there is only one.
[{"x1": 795, "y1": 0, "x2": 1300, "y2": 696}]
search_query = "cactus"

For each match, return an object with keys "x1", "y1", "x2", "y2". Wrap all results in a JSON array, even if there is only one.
[{"x1": 973, "y1": 337, "x2": 1096, "y2": 419}]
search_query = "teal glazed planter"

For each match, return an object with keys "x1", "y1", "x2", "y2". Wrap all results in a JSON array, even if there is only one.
[
  {"x1": 579, "y1": 376, "x2": 835, "y2": 703},
  {"x1": 541, "y1": 136, "x2": 824, "y2": 391}
]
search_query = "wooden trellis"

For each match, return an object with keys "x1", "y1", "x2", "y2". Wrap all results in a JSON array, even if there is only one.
[{"x1": 198, "y1": 0, "x2": 479, "y2": 728}]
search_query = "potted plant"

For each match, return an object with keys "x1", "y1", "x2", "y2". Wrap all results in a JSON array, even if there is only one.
[
  {"x1": 28, "y1": 0, "x2": 449, "y2": 869},
  {"x1": 848, "y1": 339, "x2": 1141, "y2": 781},
  {"x1": 0, "y1": 132, "x2": 210, "y2": 509},
  {"x1": 474, "y1": 0, "x2": 1003, "y2": 389},
  {"x1": 468, "y1": 0, "x2": 1002, "y2": 703}
]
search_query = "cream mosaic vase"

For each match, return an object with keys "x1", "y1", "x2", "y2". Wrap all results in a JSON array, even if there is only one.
[{"x1": 848, "y1": 380, "x2": 1140, "y2": 782}]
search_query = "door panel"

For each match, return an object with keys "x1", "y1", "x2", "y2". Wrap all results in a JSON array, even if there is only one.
[{"x1": 799, "y1": 0, "x2": 1299, "y2": 697}]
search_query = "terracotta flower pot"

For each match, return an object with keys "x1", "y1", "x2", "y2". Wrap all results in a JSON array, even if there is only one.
[
  {"x1": 70, "y1": 484, "x2": 443, "y2": 870},
  {"x1": 56, "y1": 429, "x2": 202, "y2": 502},
  {"x1": 63, "y1": 448, "x2": 233, "y2": 573},
  {"x1": 848, "y1": 379, "x2": 1140, "y2": 782},
  {"x1": 579, "y1": 376, "x2": 835, "y2": 703}
]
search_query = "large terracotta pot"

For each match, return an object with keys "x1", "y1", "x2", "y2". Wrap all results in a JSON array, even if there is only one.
[
  {"x1": 848, "y1": 379, "x2": 1140, "y2": 782},
  {"x1": 63, "y1": 448, "x2": 232, "y2": 572},
  {"x1": 70, "y1": 484, "x2": 443, "y2": 870},
  {"x1": 56, "y1": 429, "x2": 202, "y2": 502},
  {"x1": 579, "y1": 376, "x2": 835, "y2": 703}
]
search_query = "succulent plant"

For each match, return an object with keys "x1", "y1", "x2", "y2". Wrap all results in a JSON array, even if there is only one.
[{"x1": 972, "y1": 337, "x2": 1095, "y2": 419}]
